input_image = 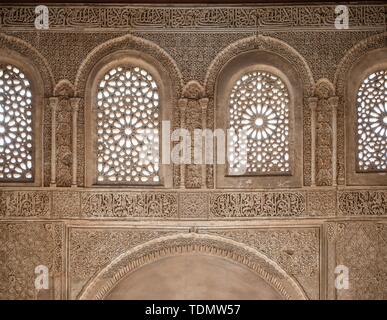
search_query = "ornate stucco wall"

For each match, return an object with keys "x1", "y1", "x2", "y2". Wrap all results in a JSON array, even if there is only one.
[{"x1": 0, "y1": 4, "x2": 386, "y2": 300}]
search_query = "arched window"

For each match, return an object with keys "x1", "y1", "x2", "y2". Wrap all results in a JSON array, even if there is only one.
[
  {"x1": 344, "y1": 47, "x2": 387, "y2": 186},
  {"x1": 214, "y1": 48, "x2": 304, "y2": 189},
  {"x1": 84, "y1": 47, "x2": 175, "y2": 188},
  {"x1": 95, "y1": 65, "x2": 160, "y2": 184},
  {"x1": 228, "y1": 70, "x2": 290, "y2": 175},
  {"x1": 0, "y1": 64, "x2": 33, "y2": 181},
  {"x1": 356, "y1": 70, "x2": 387, "y2": 172}
]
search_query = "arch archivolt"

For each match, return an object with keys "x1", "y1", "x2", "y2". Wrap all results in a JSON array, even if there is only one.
[
  {"x1": 0, "y1": 33, "x2": 54, "y2": 95},
  {"x1": 74, "y1": 34, "x2": 183, "y2": 97},
  {"x1": 333, "y1": 32, "x2": 386, "y2": 98},
  {"x1": 78, "y1": 233, "x2": 308, "y2": 300},
  {"x1": 204, "y1": 35, "x2": 315, "y2": 98}
]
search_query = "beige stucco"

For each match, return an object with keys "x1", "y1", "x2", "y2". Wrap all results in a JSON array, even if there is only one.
[{"x1": 0, "y1": 3, "x2": 386, "y2": 301}]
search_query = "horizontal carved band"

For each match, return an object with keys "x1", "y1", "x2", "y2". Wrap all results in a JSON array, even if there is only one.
[
  {"x1": 0, "y1": 5, "x2": 385, "y2": 31},
  {"x1": 209, "y1": 192, "x2": 306, "y2": 218},
  {"x1": 80, "y1": 192, "x2": 178, "y2": 218},
  {"x1": 0, "y1": 189, "x2": 385, "y2": 219},
  {"x1": 0, "y1": 191, "x2": 51, "y2": 218}
]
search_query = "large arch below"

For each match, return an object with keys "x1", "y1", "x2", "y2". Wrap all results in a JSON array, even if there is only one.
[
  {"x1": 78, "y1": 233, "x2": 308, "y2": 300},
  {"x1": 106, "y1": 254, "x2": 283, "y2": 300}
]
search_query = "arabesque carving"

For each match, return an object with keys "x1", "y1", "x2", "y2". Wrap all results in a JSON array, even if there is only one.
[
  {"x1": 207, "y1": 228, "x2": 320, "y2": 299},
  {"x1": 0, "y1": 3, "x2": 385, "y2": 301},
  {"x1": 327, "y1": 221, "x2": 387, "y2": 299},
  {"x1": 80, "y1": 192, "x2": 178, "y2": 218},
  {"x1": 338, "y1": 190, "x2": 386, "y2": 216},
  {"x1": 0, "y1": 222, "x2": 63, "y2": 300},
  {"x1": 334, "y1": 32, "x2": 387, "y2": 185},
  {"x1": 79, "y1": 233, "x2": 308, "y2": 300},
  {"x1": 204, "y1": 35, "x2": 315, "y2": 186},
  {"x1": 209, "y1": 192, "x2": 306, "y2": 218}
]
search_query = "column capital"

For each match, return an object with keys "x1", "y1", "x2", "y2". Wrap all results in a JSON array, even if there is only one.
[
  {"x1": 178, "y1": 98, "x2": 188, "y2": 109},
  {"x1": 69, "y1": 97, "x2": 81, "y2": 112},
  {"x1": 199, "y1": 97, "x2": 209, "y2": 110},
  {"x1": 328, "y1": 96, "x2": 339, "y2": 110},
  {"x1": 48, "y1": 97, "x2": 59, "y2": 110},
  {"x1": 308, "y1": 97, "x2": 318, "y2": 111}
]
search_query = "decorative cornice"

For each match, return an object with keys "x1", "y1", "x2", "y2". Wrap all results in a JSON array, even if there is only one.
[
  {"x1": 0, "y1": 5, "x2": 385, "y2": 32},
  {"x1": 74, "y1": 34, "x2": 183, "y2": 96}
]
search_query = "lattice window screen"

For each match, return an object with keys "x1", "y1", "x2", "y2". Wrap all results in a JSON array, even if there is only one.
[
  {"x1": 0, "y1": 64, "x2": 33, "y2": 181},
  {"x1": 228, "y1": 70, "x2": 290, "y2": 175},
  {"x1": 96, "y1": 66, "x2": 160, "y2": 184},
  {"x1": 356, "y1": 70, "x2": 387, "y2": 172}
]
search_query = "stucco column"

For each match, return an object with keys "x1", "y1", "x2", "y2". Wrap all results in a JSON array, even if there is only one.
[
  {"x1": 70, "y1": 98, "x2": 80, "y2": 188},
  {"x1": 49, "y1": 97, "x2": 59, "y2": 187},
  {"x1": 329, "y1": 96, "x2": 339, "y2": 187},
  {"x1": 199, "y1": 98, "x2": 209, "y2": 189},
  {"x1": 178, "y1": 98, "x2": 188, "y2": 188},
  {"x1": 308, "y1": 97, "x2": 318, "y2": 187}
]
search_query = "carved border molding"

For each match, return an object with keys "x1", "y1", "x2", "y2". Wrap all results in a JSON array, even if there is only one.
[
  {"x1": 0, "y1": 5, "x2": 385, "y2": 32},
  {"x1": 0, "y1": 189, "x2": 385, "y2": 219},
  {"x1": 78, "y1": 233, "x2": 308, "y2": 300}
]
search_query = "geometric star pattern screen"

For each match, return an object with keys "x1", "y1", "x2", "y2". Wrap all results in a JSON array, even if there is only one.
[
  {"x1": 96, "y1": 65, "x2": 160, "y2": 184},
  {"x1": 0, "y1": 64, "x2": 33, "y2": 181},
  {"x1": 228, "y1": 70, "x2": 291, "y2": 175},
  {"x1": 356, "y1": 70, "x2": 387, "y2": 172}
]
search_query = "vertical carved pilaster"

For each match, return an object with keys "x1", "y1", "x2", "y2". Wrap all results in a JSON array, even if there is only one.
[
  {"x1": 330, "y1": 96, "x2": 339, "y2": 187},
  {"x1": 178, "y1": 98, "x2": 188, "y2": 189},
  {"x1": 69, "y1": 98, "x2": 80, "y2": 188},
  {"x1": 308, "y1": 97, "x2": 318, "y2": 187},
  {"x1": 314, "y1": 80, "x2": 336, "y2": 186},
  {"x1": 199, "y1": 98, "x2": 209, "y2": 189},
  {"x1": 49, "y1": 97, "x2": 59, "y2": 187}
]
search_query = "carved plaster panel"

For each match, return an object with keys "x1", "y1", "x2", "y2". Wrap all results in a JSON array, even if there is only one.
[
  {"x1": 68, "y1": 227, "x2": 177, "y2": 299},
  {"x1": 202, "y1": 227, "x2": 320, "y2": 300},
  {"x1": 326, "y1": 221, "x2": 387, "y2": 300},
  {"x1": 0, "y1": 222, "x2": 64, "y2": 300}
]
